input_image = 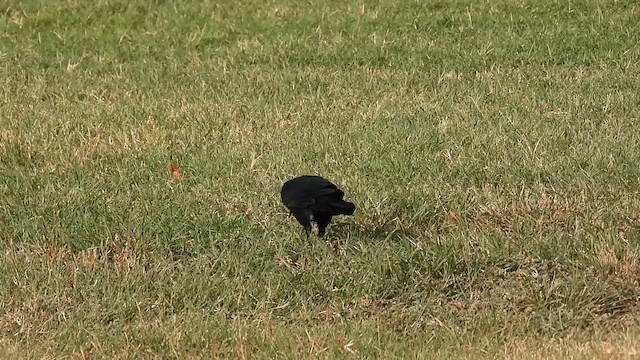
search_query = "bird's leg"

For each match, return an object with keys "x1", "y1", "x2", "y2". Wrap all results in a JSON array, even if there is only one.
[
  {"x1": 318, "y1": 224, "x2": 328, "y2": 237},
  {"x1": 316, "y1": 213, "x2": 332, "y2": 237}
]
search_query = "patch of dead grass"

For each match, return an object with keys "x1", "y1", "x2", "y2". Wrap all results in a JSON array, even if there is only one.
[
  {"x1": 595, "y1": 245, "x2": 640, "y2": 286},
  {"x1": 443, "y1": 186, "x2": 640, "y2": 240},
  {"x1": 502, "y1": 332, "x2": 640, "y2": 360},
  {"x1": 1, "y1": 120, "x2": 169, "y2": 173}
]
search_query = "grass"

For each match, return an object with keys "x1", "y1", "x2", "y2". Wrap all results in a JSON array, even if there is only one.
[{"x1": 1, "y1": 0, "x2": 640, "y2": 358}]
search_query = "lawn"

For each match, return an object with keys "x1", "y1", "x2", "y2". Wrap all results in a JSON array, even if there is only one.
[{"x1": 1, "y1": 0, "x2": 639, "y2": 358}]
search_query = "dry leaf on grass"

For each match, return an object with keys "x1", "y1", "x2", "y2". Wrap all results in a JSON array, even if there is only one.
[{"x1": 169, "y1": 163, "x2": 185, "y2": 182}]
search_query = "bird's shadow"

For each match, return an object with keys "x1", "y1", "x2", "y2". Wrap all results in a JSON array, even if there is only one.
[{"x1": 325, "y1": 220, "x2": 422, "y2": 243}]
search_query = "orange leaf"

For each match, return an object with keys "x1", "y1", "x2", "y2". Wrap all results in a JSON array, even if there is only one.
[{"x1": 168, "y1": 163, "x2": 185, "y2": 182}]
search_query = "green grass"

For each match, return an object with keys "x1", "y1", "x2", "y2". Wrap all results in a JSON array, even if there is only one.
[{"x1": 1, "y1": 0, "x2": 640, "y2": 358}]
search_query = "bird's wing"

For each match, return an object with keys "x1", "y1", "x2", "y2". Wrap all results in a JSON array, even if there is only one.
[{"x1": 282, "y1": 187, "x2": 336, "y2": 208}]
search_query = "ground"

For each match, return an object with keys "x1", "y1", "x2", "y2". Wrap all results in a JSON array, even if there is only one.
[{"x1": 1, "y1": 0, "x2": 639, "y2": 358}]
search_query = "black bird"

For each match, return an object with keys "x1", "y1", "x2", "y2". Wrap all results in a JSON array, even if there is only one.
[{"x1": 281, "y1": 175, "x2": 356, "y2": 237}]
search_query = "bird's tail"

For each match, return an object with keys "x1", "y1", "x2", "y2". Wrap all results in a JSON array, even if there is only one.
[{"x1": 333, "y1": 200, "x2": 356, "y2": 215}]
